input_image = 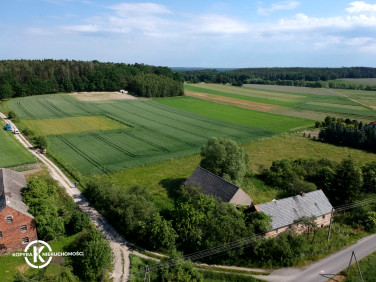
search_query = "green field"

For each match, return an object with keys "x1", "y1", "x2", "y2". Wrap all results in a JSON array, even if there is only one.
[
  {"x1": 156, "y1": 96, "x2": 312, "y2": 133},
  {"x1": 23, "y1": 116, "x2": 127, "y2": 135},
  {"x1": 184, "y1": 83, "x2": 376, "y2": 121},
  {"x1": 0, "y1": 127, "x2": 36, "y2": 168},
  {"x1": 7, "y1": 94, "x2": 312, "y2": 175}
]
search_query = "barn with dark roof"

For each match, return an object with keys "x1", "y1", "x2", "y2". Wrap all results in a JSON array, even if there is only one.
[
  {"x1": 254, "y1": 190, "x2": 333, "y2": 237},
  {"x1": 0, "y1": 168, "x2": 38, "y2": 253},
  {"x1": 185, "y1": 166, "x2": 252, "y2": 206}
]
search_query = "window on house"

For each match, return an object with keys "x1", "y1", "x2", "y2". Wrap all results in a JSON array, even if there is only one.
[
  {"x1": 6, "y1": 216, "x2": 12, "y2": 223},
  {"x1": 0, "y1": 244, "x2": 6, "y2": 250},
  {"x1": 22, "y1": 237, "x2": 29, "y2": 244},
  {"x1": 276, "y1": 229, "x2": 279, "y2": 234},
  {"x1": 321, "y1": 224, "x2": 324, "y2": 228},
  {"x1": 0, "y1": 231, "x2": 2, "y2": 238},
  {"x1": 322, "y1": 215, "x2": 325, "y2": 219},
  {"x1": 21, "y1": 225, "x2": 27, "y2": 232}
]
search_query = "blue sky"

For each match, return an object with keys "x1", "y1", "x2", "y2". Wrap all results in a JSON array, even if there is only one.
[{"x1": 1, "y1": 0, "x2": 376, "y2": 67}]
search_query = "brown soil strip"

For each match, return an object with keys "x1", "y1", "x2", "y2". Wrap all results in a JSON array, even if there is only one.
[
  {"x1": 185, "y1": 90, "x2": 278, "y2": 112},
  {"x1": 69, "y1": 91, "x2": 137, "y2": 102}
]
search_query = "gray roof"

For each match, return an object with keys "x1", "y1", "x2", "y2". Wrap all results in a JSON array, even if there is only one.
[
  {"x1": 0, "y1": 168, "x2": 33, "y2": 218},
  {"x1": 185, "y1": 166, "x2": 252, "y2": 205},
  {"x1": 256, "y1": 190, "x2": 333, "y2": 230}
]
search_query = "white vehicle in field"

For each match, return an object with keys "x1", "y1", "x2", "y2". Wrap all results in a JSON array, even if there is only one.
[{"x1": 13, "y1": 128, "x2": 19, "y2": 134}]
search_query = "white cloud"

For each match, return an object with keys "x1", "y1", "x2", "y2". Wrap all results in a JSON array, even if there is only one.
[
  {"x1": 197, "y1": 15, "x2": 249, "y2": 34},
  {"x1": 346, "y1": 1, "x2": 376, "y2": 14},
  {"x1": 108, "y1": 2, "x2": 171, "y2": 16},
  {"x1": 61, "y1": 24, "x2": 99, "y2": 33},
  {"x1": 258, "y1": 1, "x2": 300, "y2": 16}
]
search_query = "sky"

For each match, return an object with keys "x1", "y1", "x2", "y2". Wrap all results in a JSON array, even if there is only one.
[{"x1": 1, "y1": 0, "x2": 376, "y2": 68}]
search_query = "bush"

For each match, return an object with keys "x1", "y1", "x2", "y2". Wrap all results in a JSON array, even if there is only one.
[{"x1": 71, "y1": 227, "x2": 113, "y2": 281}]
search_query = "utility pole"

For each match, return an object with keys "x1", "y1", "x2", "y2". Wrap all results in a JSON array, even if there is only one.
[
  {"x1": 144, "y1": 265, "x2": 151, "y2": 282},
  {"x1": 347, "y1": 251, "x2": 364, "y2": 282},
  {"x1": 327, "y1": 208, "x2": 334, "y2": 241}
]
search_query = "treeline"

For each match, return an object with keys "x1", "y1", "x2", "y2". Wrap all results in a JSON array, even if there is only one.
[
  {"x1": 263, "y1": 157, "x2": 376, "y2": 206},
  {"x1": 0, "y1": 59, "x2": 184, "y2": 99},
  {"x1": 180, "y1": 67, "x2": 376, "y2": 90},
  {"x1": 318, "y1": 116, "x2": 376, "y2": 153}
]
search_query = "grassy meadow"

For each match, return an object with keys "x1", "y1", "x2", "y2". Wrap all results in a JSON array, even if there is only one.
[
  {"x1": 344, "y1": 251, "x2": 376, "y2": 281},
  {"x1": 0, "y1": 126, "x2": 36, "y2": 168}
]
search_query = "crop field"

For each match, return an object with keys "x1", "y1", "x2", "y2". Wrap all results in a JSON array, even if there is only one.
[
  {"x1": 184, "y1": 84, "x2": 376, "y2": 121},
  {"x1": 156, "y1": 97, "x2": 312, "y2": 133},
  {"x1": 9, "y1": 95, "x2": 295, "y2": 175},
  {"x1": 23, "y1": 116, "x2": 127, "y2": 135},
  {"x1": 0, "y1": 128, "x2": 36, "y2": 168}
]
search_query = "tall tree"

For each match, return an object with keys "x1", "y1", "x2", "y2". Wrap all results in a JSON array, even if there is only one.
[{"x1": 200, "y1": 137, "x2": 249, "y2": 184}]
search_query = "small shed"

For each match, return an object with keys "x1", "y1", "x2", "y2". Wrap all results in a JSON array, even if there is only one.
[{"x1": 120, "y1": 90, "x2": 128, "y2": 94}]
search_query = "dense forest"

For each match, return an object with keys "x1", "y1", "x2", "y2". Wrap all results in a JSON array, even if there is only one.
[
  {"x1": 179, "y1": 67, "x2": 376, "y2": 89},
  {"x1": 0, "y1": 59, "x2": 184, "y2": 99}
]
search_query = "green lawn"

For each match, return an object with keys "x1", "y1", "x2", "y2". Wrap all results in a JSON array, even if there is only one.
[
  {"x1": 0, "y1": 127, "x2": 36, "y2": 168},
  {"x1": 0, "y1": 235, "x2": 79, "y2": 281}
]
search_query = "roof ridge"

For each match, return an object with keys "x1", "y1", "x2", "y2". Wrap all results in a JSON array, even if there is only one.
[
  {"x1": 197, "y1": 166, "x2": 239, "y2": 190},
  {"x1": 259, "y1": 190, "x2": 323, "y2": 206}
]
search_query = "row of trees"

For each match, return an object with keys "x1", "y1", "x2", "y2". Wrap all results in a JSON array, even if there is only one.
[
  {"x1": 0, "y1": 59, "x2": 184, "y2": 99},
  {"x1": 180, "y1": 67, "x2": 376, "y2": 90},
  {"x1": 263, "y1": 157, "x2": 376, "y2": 205},
  {"x1": 318, "y1": 117, "x2": 376, "y2": 152}
]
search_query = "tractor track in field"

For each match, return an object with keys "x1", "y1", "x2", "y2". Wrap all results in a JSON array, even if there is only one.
[
  {"x1": 108, "y1": 104, "x2": 198, "y2": 147},
  {"x1": 121, "y1": 131, "x2": 170, "y2": 153},
  {"x1": 16, "y1": 101, "x2": 35, "y2": 119},
  {"x1": 110, "y1": 103, "x2": 210, "y2": 141},
  {"x1": 89, "y1": 132, "x2": 136, "y2": 157},
  {"x1": 57, "y1": 135, "x2": 110, "y2": 174},
  {"x1": 131, "y1": 100, "x2": 240, "y2": 139},
  {"x1": 37, "y1": 98, "x2": 64, "y2": 118}
]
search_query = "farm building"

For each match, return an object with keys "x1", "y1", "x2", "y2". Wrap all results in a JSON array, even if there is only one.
[
  {"x1": 185, "y1": 166, "x2": 252, "y2": 206},
  {"x1": 119, "y1": 89, "x2": 128, "y2": 94},
  {"x1": 0, "y1": 168, "x2": 38, "y2": 253},
  {"x1": 253, "y1": 190, "x2": 333, "y2": 237}
]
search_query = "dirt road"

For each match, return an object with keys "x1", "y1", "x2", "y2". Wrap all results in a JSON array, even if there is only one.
[{"x1": 0, "y1": 112, "x2": 129, "y2": 281}]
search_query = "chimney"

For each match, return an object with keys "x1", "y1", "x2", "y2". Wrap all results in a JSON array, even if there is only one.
[{"x1": 300, "y1": 191, "x2": 306, "y2": 197}]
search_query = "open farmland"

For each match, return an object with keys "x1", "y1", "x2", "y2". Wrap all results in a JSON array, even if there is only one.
[
  {"x1": 0, "y1": 127, "x2": 36, "y2": 168},
  {"x1": 8, "y1": 94, "x2": 310, "y2": 175},
  {"x1": 184, "y1": 83, "x2": 376, "y2": 121}
]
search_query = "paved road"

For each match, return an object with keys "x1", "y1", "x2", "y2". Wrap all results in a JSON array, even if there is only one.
[
  {"x1": 0, "y1": 113, "x2": 129, "y2": 281},
  {"x1": 255, "y1": 234, "x2": 376, "y2": 282}
]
